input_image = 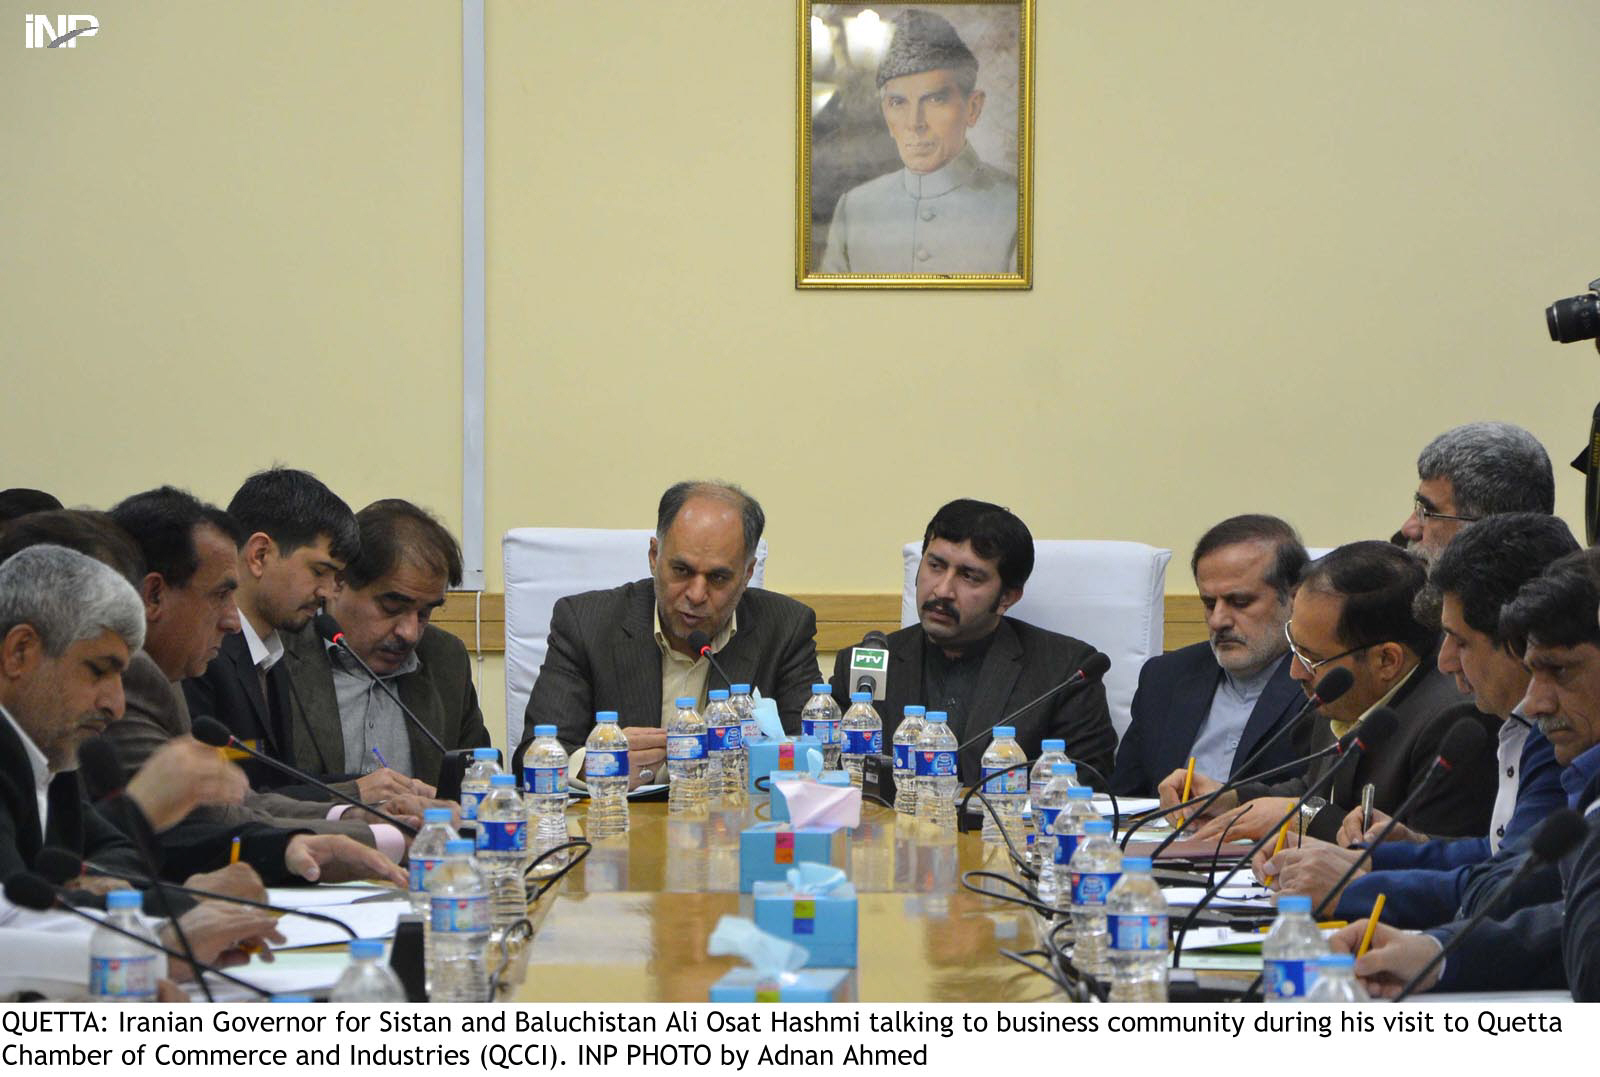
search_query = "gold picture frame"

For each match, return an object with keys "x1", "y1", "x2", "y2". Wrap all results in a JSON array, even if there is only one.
[{"x1": 796, "y1": 0, "x2": 1034, "y2": 289}]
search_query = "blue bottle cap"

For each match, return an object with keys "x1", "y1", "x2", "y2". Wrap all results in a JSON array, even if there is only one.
[
  {"x1": 423, "y1": 808, "x2": 452, "y2": 823},
  {"x1": 904, "y1": 705, "x2": 926, "y2": 716},
  {"x1": 273, "y1": 994, "x2": 314, "y2": 1003},
  {"x1": 1317, "y1": 954, "x2": 1356, "y2": 968},
  {"x1": 473, "y1": 747, "x2": 499, "y2": 760},
  {"x1": 595, "y1": 711, "x2": 619, "y2": 722},
  {"x1": 445, "y1": 839, "x2": 475, "y2": 855},
  {"x1": 993, "y1": 725, "x2": 1015, "y2": 737},
  {"x1": 1066, "y1": 786, "x2": 1093, "y2": 799},
  {"x1": 675, "y1": 696, "x2": 697, "y2": 708},
  {"x1": 490, "y1": 774, "x2": 515, "y2": 787},
  {"x1": 1041, "y1": 739, "x2": 1066, "y2": 752},
  {"x1": 1122, "y1": 856, "x2": 1152, "y2": 872},
  {"x1": 106, "y1": 890, "x2": 142, "y2": 909},
  {"x1": 534, "y1": 724, "x2": 557, "y2": 736},
  {"x1": 850, "y1": 692, "x2": 871, "y2": 704},
  {"x1": 1084, "y1": 819, "x2": 1113, "y2": 836},
  {"x1": 1051, "y1": 762, "x2": 1074, "y2": 776},
  {"x1": 708, "y1": 689, "x2": 729, "y2": 701},
  {"x1": 811, "y1": 683, "x2": 831, "y2": 694},
  {"x1": 349, "y1": 938, "x2": 385, "y2": 959},
  {"x1": 926, "y1": 711, "x2": 948, "y2": 723},
  {"x1": 731, "y1": 683, "x2": 751, "y2": 694},
  {"x1": 1278, "y1": 895, "x2": 1313, "y2": 913}
]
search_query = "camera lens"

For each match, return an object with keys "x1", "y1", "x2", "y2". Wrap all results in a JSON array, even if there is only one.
[{"x1": 1547, "y1": 293, "x2": 1600, "y2": 343}]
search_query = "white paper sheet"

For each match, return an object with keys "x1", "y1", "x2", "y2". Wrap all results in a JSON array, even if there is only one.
[{"x1": 270, "y1": 898, "x2": 411, "y2": 949}]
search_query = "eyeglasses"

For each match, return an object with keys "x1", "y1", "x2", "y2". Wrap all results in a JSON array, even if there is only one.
[
  {"x1": 1412, "y1": 494, "x2": 1479, "y2": 526},
  {"x1": 1284, "y1": 620, "x2": 1375, "y2": 674}
]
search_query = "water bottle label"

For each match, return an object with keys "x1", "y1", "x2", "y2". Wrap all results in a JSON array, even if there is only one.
[
  {"x1": 667, "y1": 733, "x2": 707, "y2": 760},
  {"x1": 525, "y1": 765, "x2": 567, "y2": 794},
  {"x1": 915, "y1": 749, "x2": 957, "y2": 777},
  {"x1": 476, "y1": 820, "x2": 527, "y2": 853},
  {"x1": 1054, "y1": 833, "x2": 1081, "y2": 865},
  {"x1": 1264, "y1": 958, "x2": 1313, "y2": 999},
  {"x1": 979, "y1": 766, "x2": 1028, "y2": 795},
  {"x1": 459, "y1": 790, "x2": 483, "y2": 820},
  {"x1": 802, "y1": 718, "x2": 839, "y2": 745},
  {"x1": 893, "y1": 743, "x2": 913, "y2": 771},
  {"x1": 586, "y1": 749, "x2": 628, "y2": 778},
  {"x1": 431, "y1": 894, "x2": 491, "y2": 933},
  {"x1": 706, "y1": 723, "x2": 743, "y2": 752},
  {"x1": 1070, "y1": 870, "x2": 1121, "y2": 906},
  {"x1": 1108, "y1": 913, "x2": 1169, "y2": 952},
  {"x1": 1036, "y1": 806, "x2": 1062, "y2": 840},
  {"x1": 408, "y1": 855, "x2": 444, "y2": 894},
  {"x1": 844, "y1": 729, "x2": 882, "y2": 755},
  {"x1": 89, "y1": 954, "x2": 157, "y2": 998}
]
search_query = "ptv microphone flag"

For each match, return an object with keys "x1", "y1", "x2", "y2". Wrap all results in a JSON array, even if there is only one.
[{"x1": 849, "y1": 646, "x2": 889, "y2": 700}]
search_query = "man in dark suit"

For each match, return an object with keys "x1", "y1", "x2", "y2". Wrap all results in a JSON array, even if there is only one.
[
  {"x1": 1165, "y1": 541, "x2": 1499, "y2": 843},
  {"x1": 1112, "y1": 515, "x2": 1310, "y2": 796},
  {"x1": 514, "y1": 481, "x2": 818, "y2": 788},
  {"x1": 279, "y1": 499, "x2": 487, "y2": 791},
  {"x1": 829, "y1": 499, "x2": 1116, "y2": 785}
]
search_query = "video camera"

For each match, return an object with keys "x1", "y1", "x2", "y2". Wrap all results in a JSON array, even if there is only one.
[{"x1": 1550, "y1": 278, "x2": 1600, "y2": 542}]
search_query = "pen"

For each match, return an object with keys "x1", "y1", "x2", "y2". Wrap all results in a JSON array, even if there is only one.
[
  {"x1": 1360, "y1": 783, "x2": 1376, "y2": 835},
  {"x1": 1263, "y1": 819, "x2": 1292, "y2": 887},
  {"x1": 1356, "y1": 894, "x2": 1387, "y2": 957},
  {"x1": 372, "y1": 746, "x2": 388, "y2": 770},
  {"x1": 228, "y1": 836, "x2": 241, "y2": 865}
]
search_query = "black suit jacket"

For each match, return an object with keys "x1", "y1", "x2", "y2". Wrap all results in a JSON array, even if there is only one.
[
  {"x1": 1110, "y1": 646, "x2": 1308, "y2": 796},
  {"x1": 183, "y1": 630, "x2": 300, "y2": 792},
  {"x1": 829, "y1": 617, "x2": 1118, "y2": 787},
  {"x1": 512, "y1": 580, "x2": 820, "y2": 770}
]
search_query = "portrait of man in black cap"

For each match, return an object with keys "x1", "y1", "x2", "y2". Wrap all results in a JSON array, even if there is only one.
[{"x1": 802, "y1": 4, "x2": 1028, "y2": 283}]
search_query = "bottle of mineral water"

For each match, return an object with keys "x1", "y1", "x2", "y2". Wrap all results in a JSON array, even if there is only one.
[
  {"x1": 892, "y1": 705, "x2": 926, "y2": 815},
  {"x1": 523, "y1": 724, "x2": 569, "y2": 874},
  {"x1": 1262, "y1": 895, "x2": 1327, "y2": 1001},
  {"x1": 459, "y1": 747, "x2": 501, "y2": 822},
  {"x1": 1305, "y1": 954, "x2": 1369, "y2": 1002},
  {"x1": 476, "y1": 774, "x2": 527, "y2": 929},
  {"x1": 1068, "y1": 819, "x2": 1122, "y2": 977},
  {"x1": 800, "y1": 684, "x2": 843, "y2": 769},
  {"x1": 584, "y1": 711, "x2": 630, "y2": 839},
  {"x1": 1032, "y1": 763, "x2": 1075, "y2": 907},
  {"x1": 978, "y1": 725, "x2": 1028, "y2": 846},
  {"x1": 1054, "y1": 785, "x2": 1101, "y2": 874},
  {"x1": 703, "y1": 689, "x2": 745, "y2": 800},
  {"x1": 408, "y1": 807, "x2": 459, "y2": 915},
  {"x1": 730, "y1": 683, "x2": 760, "y2": 749},
  {"x1": 428, "y1": 839, "x2": 490, "y2": 1002},
  {"x1": 839, "y1": 692, "x2": 883, "y2": 788},
  {"x1": 1029, "y1": 740, "x2": 1071, "y2": 862},
  {"x1": 667, "y1": 696, "x2": 709, "y2": 814},
  {"x1": 88, "y1": 889, "x2": 159, "y2": 1002},
  {"x1": 914, "y1": 711, "x2": 958, "y2": 830},
  {"x1": 1106, "y1": 856, "x2": 1169, "y2": 1002},
  {"x1": 329, "y1": 938, "x2": 407, "y2": 1002}
]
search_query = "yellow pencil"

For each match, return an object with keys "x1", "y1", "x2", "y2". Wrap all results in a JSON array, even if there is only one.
[
  {"x1": 1174, "y1": 756, "x2": 1197, "y2": 830},
  {"x1": 1356, "y1": 894, "x2": 1387, "y2": 957},
  {"x1": 1262, "y1": 819, "x2": 1292, "y2": 886},
  {"x1": 229, "y1": 836, "x2": 241, "y2": 865}
]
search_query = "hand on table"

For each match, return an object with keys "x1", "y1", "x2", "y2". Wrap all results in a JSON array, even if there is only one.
[
  {"x1": 284, "y1": 834, "x2": 407, "y2": 886},
  {"x1": 1336, "y1": 806, "x2": 1426, "y2": 847},
  {"x1": 1329, "y1": 919, "x2": 1443, "y2": 997},
  {"x1": 1156, "y1": 767, "x2": 1232, "y2": 827}
]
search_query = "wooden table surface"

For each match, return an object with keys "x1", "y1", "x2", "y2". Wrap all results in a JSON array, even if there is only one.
[{"x1": 508, "y1": 796, "x2": 1061, "y2": 1003}]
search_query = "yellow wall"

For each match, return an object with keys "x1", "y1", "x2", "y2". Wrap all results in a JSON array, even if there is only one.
[{"x1": 7, "y1": 1, "x2": 1600, "y2": 745}]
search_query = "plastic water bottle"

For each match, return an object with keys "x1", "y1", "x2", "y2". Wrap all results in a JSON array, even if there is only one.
[
  {"x1": 584, "y1": 712, "x2": 630, "y2": 839},
  {"x1": 523, "y1": 724, "x2": 569, "y2": 874},
  {"x1": 1262, "y1": 894, "x2": 1327, "y2": 1001},
  {"x1": 800, "y1": 685, "x2": 842, "y2": 769},
  {"x1": 1305, "y1": 954, "x2": 1369, "y2": 1001},
  {"x1": 1068, "y1": 819, "x2": 1122, "y2": 977},
  {"x1": 1106, "y1": 856, "x2": 1169, "y2": 1001},
  {"x1": 329, "y1": 938, "x2": 407, "y2": 1002},
  {"x1": 667, "y1": 696, "x2": 709, "y2": 814},
  {"x1": 840, "y1": 692, "x2": 883, "y2": 788},
  {"x1": 408, "y1": 807, "x2": 459, "y2": 915},
  {"x1": 730, "y1": 683, "x2": 760, "y2": 745},
  {"x1": 459, "y1": 747, "x2": 501, "y2": 822},
  {"x1": 1029, "y1": 739, "x2": 1071, "y2": 864},
  {"x1": 1032, "y1": 763, "x2": 1075, "y2": 907},
  {"x1": 978, "y1": 725, "x2": 1028, "y2": 846},
  {"x1": 892, "y1": 705, "x2": 926, "y2": 815},
  {"x1": 476, "y1": 774, "x2": 528, "y2": 929},
  {"x1": 427, "y1": 839, "x2": 490, "y2": 1002},
  {"x1": 703, "y1": 689, "x2": 746, "y2": 800},
  {"x1": 88, "y1": 890, "x2": 159, "y2": 1001},
  {"x1": 1049, "y1": 786, "x2": 1101, "y2": 909},
  {"x1": 915, "y1": 711, "x2": 959, "y2": 830}
]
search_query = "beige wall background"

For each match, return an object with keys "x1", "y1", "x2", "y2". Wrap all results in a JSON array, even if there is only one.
[{"x1": 6, "y1": 1, "x2": 1600, "y2": 749}]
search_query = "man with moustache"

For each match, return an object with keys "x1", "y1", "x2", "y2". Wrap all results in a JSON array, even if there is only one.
[
  {"x1": 1399, "y1": 421, "x2": 1554, "y2": 567},
  {"x1": 1112, "y1": 515, "x2": 1310, "y2": 796},
  {"x1": 830, "y1": 499, "x2": 1116, "y2": 785}
]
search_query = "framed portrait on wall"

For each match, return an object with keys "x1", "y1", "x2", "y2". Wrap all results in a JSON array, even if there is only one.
[{"x1": 796, "y1": 1, "x2": 1034, "y2": 289}]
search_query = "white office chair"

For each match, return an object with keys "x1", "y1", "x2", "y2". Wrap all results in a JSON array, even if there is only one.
[
  {"x1": 901, "y1": 539, "x2": 1171, "y2": 738},
  {"x1": 502, "y1": 527, "x2": 768, "y2": 748}
]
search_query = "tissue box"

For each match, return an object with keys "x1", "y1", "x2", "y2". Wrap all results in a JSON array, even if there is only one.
[
  {"x1": 709, "y1": 967, "x2": 852, "y2": 1003},
  {"x1": 752, "y1": 880, "x2": 858, "y2": 967},
  {"x1": 739, "y1": 822, "x2": 847, "y2": 892},
  {"x1": 749, "y1": 736, "x2": 821, "y2": 793},
  {"x1": 768, "y1": 773, "x2": 805, "y2": 822}
]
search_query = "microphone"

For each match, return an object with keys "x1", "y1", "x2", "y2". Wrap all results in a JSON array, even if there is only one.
[
  {"x1": 190, "y1": 716, "x2": 418, "y2": 836},
  {"x1": 2, "y1": 873, "x2": 271, "y2": 998},
  {"x1": 1128, "y1": 667, "x2": 1355, "y2": 854},
  {"x1": 685, "y1": 629, "x2": 738, "y2": 692},
  {"x1": 35, "y1": 847, "x2": 359, "y2": 940},
  {"x1": 848, "y1": 630, "x2": 891, "y2": 700},
  {"x1": 314, "y1": 611, "x2": 445, "y2": 756},
  {"x1": 1169, "y1": 708, "x2": 1400, "y2": 971},
  {"x1": 1392, "y1": 809, "x2": 1588, "y2": 1000},
  {"x1": 1311, "y1": 710, "x2": 1490, "y2": 919},
  {"x1": 954, "y1": 652, "x2": 1111, "y2": 754}
]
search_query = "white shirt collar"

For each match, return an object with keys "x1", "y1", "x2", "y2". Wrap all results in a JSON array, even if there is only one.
[{"x1": 238, "y1": 606, "x2": 285, "y2": 672}]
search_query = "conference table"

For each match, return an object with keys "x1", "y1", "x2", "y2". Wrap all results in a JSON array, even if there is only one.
[{"x1": 507, "y1": 796, "x2": 1064, "y2": 1002}]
